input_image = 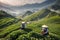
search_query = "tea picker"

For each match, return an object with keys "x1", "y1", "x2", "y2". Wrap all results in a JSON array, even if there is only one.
[
  {"x1": 41, "y1": 25, "x2": 49, "y2": 36},
  {"x1": 21, "y1": 22, "x2": 26, "y2": 29}
]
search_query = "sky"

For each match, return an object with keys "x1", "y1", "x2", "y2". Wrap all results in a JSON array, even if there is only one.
[
  {"x1": 0, "y1": 0, "x2": 45, "y2": 6},
  {"x1": 0, "y1": 0, "x2": 56, "y2": 16},
  {"x1": 0, "y1": 0, "x2": 46, "y2": 15}
]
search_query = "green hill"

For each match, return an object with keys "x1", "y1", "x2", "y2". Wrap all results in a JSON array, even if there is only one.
[
  {"x1": 1, "y1": 16, "x2": 59, "y2": 40},
  {"x1": 23, "y1": 9, "x2": 60, "y2": 21},
  {"x1": 0, "y1": 9, "x2": 60, "y2": 40},
  {"x1": 23, "y1": 9, "x2": 51, "y2": 21},
  {"x1": 0, "y1": 10, "x2": 21, "y2": 35},
  {"x1": 22, "y1": 11, "x2": 33, "y2": 17}
]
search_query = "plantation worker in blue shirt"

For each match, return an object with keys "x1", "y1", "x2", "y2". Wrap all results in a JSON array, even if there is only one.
[{"x1": 41, "y1": 25, "x2": 49, "y2": 36}]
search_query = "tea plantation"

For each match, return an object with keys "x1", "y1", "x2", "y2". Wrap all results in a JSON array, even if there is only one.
[{"x1": 0, "y1": 9, "x2": 60, "y2": 40}]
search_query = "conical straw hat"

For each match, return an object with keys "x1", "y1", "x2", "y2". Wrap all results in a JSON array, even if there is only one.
[
  {"x1": 22, "y1": 22, "x2": 25, "y2": 23},
  {"x1": 42, "y1": 25, "x2": 48, "y2": 28}
]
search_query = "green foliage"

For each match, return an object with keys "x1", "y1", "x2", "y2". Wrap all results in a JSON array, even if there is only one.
[
  {"x1": 0, "y1": 21, "x2": 21, "y2": 38},
  {"x1": 16, "y1": 31, "x2": 36, "y2": 40},
  {"x1": 16, "y1": 31, "x2": 60, "y2": 40},
  {"x1": 16, "y1": 34, "x2": 30, "y2": 40},
  {"x1": 5, "y1": 30, "x2": 27, "y2": 40},
  {"x1": 48, "y1": 12, "x2": 60, "y2": 17},
  {"x1": 0, "y1": 18, "x2": 14, "y2": 28},
  {"x1": 47, "y1": 16, "x2": 60, "y2": 24},
  {"x1": 49, "y1": 33, "x2": 60, "y2": 40}
]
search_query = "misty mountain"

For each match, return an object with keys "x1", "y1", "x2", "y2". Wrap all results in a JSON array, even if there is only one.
[
  {"x1": 22, "y1": 11, "x2": 33, "y2": 17},
  {"x1": 0, "y1": 10, "x2": 15, "y2": 18},
  {"x1": 11, "y1": 0, "x2": 56, "y2": 10},
  {"x1": 51, "y1": 0, "x2": 60, "y2": 10},
  {"x1": 0, "y1": 0, "x2": 56, "y2": 16},
  {"x1": 0, "y1": 0, "x2": 56, "y2": 11}
]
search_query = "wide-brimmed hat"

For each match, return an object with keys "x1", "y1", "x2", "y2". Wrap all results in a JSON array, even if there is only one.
[
  {"x1": 22, "y1": 22, "x2": 25, "y2": 23},
  {"x1": 42, "y1": 25, "x2": 48, "y2": 28}
]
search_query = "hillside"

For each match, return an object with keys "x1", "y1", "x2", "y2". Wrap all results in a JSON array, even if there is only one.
[
  {"x1": 0, "y1": 10, "x2": 21, "y2": 30},
  {"x1": 0, "y1": 16, "x2": 60, "y2": 40},
  {"x1": 51, "y1": 0, "x2": 60, "y2": 10},
  {"x1": 27, "y1": 16, "x2": 60, "y2": 40},
  {"x1": 22, "y1": 11, "x2": 33, "y2": 17},
  {"x1": 0, "y1": 10, "x2": 15, "y2": 18},
  {"x1": 23, "y1": 9, "x2": 51, "y2": 21}
]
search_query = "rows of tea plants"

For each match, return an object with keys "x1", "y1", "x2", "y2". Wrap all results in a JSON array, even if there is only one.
[
  {"x1": 5, "y1": 30, "x2": 27, "y2": 40},
  {"x1": 16, "y1": 31, "x2": 60, "y2": 40},
  {"x1": 0, "y1": 11, "x2": 60, "y2": 40},
  {"x1": 0, "y1": 18, "x2": 14, "y2": 26},
  {"x1": 0, "y1": 21, "x2": 21, "y2": 38}
]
